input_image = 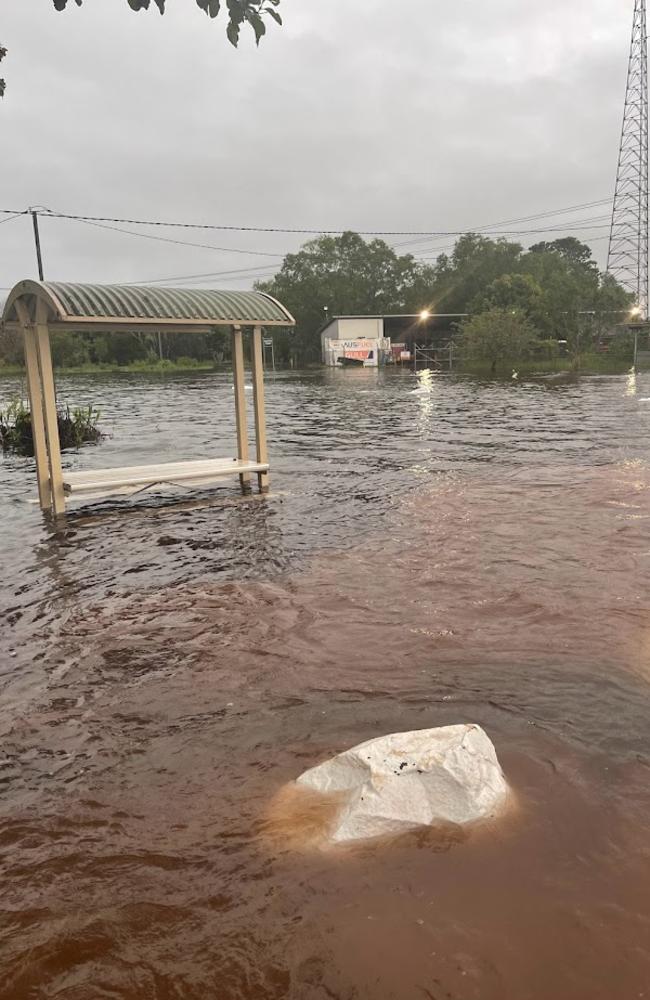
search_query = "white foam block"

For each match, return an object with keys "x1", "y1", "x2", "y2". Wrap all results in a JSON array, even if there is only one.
[{"x1": 296, "y1": 724, "x2": 509, "y2": 843}]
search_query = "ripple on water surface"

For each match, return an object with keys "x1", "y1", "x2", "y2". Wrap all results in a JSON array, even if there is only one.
[{"x1": 1, "y1": 370, "x2": 650, "y2": 999}]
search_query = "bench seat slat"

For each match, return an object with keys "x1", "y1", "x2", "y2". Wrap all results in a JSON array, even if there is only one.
[{"x1": 63, "y1": 458, "x2": 268, "y2": 496}]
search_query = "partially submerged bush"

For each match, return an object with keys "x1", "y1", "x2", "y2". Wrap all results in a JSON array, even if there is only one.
[
  {"x1": 459, "y1": 308, "x2": 541, "y2": 373},
  {"x1": 0, "y1": 399, "x2": 103, "y2": 456}
]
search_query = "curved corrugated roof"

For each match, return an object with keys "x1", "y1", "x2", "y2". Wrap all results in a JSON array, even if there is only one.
[{"x1": 2, "y1": 280, "x2": 294, "y2": 327}]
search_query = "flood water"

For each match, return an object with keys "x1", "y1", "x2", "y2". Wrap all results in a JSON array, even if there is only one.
[{"x1": 1, "y1": 367, "x2": 650, "y2": 1000}]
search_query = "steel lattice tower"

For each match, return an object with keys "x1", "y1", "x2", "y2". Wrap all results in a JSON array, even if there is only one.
[{"x1": 608, "y1": 0, "x2": 649, "y2": 317}]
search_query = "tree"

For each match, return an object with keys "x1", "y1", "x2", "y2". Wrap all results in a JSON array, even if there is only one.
[
  {"x1": 50, "y1": 330, "x2": 90, "y2": 368},
  {"x1": 432, "y1": 234, "x2": 524, "y2": 314},
  {"x1": 472, "y1": 273, "x2": 544, "y2": 319},
  {"x1": 52, "y1": 0, "x2": 282, "y2": 46},
  {"x1": 432, "y1": 235, "x2": 617, "y2": 350},
  {"x1": 0, "y1": 323, "x2": 23, "y2": 366},
  {"x1": 593, "y1": 272, "x2": 634, "y2": 327},
  {"x1": 459, "y1": 308, "x2": 540, "y2": 373},
  {"x1": 529, "y1": 237, "x2": 598, "y2": 274},
  {"x1": 520, "y1": 242, "x2": 603, "y2": 351},
  {"x1": 90, "y1": 331, "x2": 150, "y2": 366},
  {"x1": 257, "y1": 231, "x2": 435, "y2": 362},
  {"x1": 576, "y1": 271, "x2": 634, "y2": 354}
]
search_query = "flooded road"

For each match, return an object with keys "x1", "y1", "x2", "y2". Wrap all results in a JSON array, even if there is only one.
[{"x1": 1, "y1": 368, "x2": 650, "y2": 999}]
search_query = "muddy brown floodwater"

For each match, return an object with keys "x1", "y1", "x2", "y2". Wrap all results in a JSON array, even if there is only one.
[{"x1": 1, "y1": 368, "x2": 650, "y2": 999}]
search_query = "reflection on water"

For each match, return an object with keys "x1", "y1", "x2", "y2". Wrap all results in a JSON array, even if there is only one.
[{"x1": 1, "y1": 369, "x2": 650, "y2": 999}]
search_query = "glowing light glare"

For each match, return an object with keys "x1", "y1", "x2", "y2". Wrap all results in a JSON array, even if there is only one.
[
  {"x1": 419, "y1": 310, "x2": 431, "y2": 320},
  {"x1": 630, "y1": 305, "x2": 642, "y2": 318}
]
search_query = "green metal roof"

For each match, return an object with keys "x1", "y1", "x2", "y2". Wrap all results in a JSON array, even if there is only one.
[{"x1": 2, "y1": 280, "x2": 294, "y2": 328}]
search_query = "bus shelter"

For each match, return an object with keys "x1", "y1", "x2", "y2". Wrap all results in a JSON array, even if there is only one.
[{"x1": 1, "y1": 280, "x2": 295, "y2": 515}]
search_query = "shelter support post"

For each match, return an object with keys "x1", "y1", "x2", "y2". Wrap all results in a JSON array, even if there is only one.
[
  {"x1": 231, "y1": 324, "x2": 251, "y2": 492},
  {"x1": 16, "y1": 301, "x2": 51, "y2": 511},
  {"x1": 251, "y1": 325, "x2": 269, "y2": 492},
  {"x1": 35, "y1": 300, "x2": 66, "y2": 515}
]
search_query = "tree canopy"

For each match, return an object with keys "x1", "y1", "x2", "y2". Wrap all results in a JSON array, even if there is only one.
[
  {"x1": 52, "y1": 0, "x2": 282, "y2": 46},
  {"x1": 429, "y1": 232, "x2": 632, "y2": 352},
  {"x1": 529, "y1": 236, "x2": 598, "y2": 272},
  {"x1": 257, "y1": 230, "x2": 633, "y2": 365}
]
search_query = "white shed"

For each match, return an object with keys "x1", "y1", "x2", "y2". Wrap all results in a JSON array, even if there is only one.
[{"x1": 320, "y1": 317, "x2": 391, "y2": 367}]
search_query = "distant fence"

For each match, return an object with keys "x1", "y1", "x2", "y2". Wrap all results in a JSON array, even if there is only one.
[{"x1": 413, "y1": 343, "x2": 458, "y2": 371}]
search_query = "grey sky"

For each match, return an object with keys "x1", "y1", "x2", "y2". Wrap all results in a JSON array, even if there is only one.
[{"x1": 0, "y1": 0, "x2": 634, "y2": 292}]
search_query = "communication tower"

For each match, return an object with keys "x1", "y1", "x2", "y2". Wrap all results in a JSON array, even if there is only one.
[{"x1": 608, "y1": 0, "x2": 649, "y2": 317}]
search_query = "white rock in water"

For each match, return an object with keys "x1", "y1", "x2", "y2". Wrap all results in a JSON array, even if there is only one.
[{"x1": 296, "y1": 724, "x2": 509, "y2": 843}]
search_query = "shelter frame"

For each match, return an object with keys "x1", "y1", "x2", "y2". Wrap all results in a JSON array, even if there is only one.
[{"x1": 2, "y1": 281, "x2": 295, "y2": 515}]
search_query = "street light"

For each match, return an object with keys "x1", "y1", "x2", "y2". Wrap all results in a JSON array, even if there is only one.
[
  {"x1": 414, "y1": 310, "x2": 432, "y2": 370},
  {"x1": 629, "y1": 305, "x2": 643, "y2": 370}
]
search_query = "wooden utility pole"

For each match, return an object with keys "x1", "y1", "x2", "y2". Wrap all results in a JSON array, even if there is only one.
[{"x1": 31, "y1": 210, "x2": 44, "y2": 280}]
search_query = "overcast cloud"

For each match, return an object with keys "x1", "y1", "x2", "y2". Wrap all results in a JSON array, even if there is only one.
[{"x1": 0, "y1": 0, "x2": 634, "y2": 292}]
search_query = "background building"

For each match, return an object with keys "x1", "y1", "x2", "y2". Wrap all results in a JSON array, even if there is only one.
[
  {"x1": 320, "y1": 314, "x2": 464, "y2": 366},
  {"x1": 320, "y1": 317, "x2": 390, "y2": 367}
]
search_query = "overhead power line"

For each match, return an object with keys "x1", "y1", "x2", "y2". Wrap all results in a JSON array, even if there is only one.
[
  {"x1": 70, "y1": 216, "x2": 286, "y2": 258},
  {"x1": 0, "y1": 200, "x2": 615, "y2": 238},
  {"x1": 0, "y1": 211, "x2": 28, "y2": 227},
  {"x1": 410, "y1": 221, "x2": 613, "y2": 260},
  {"x1": 0, "y1": 200, "x2": 617, "y2": 289},
  {"x1": 392, "y1": 199, "x2": 613, "y2": 250},
  {"x1": 57, "y1": 208, "x2": 618, "y2": 277},
  {"x1": 424, "y1": 232, "x2": 612, "y2": 259},
  {"x1": 126, "y1": 262, "x2": 281, "y2": 285}
]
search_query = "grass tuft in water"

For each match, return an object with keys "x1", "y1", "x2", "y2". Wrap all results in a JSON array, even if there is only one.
[{"x1": 0, "y1": 399, "x2": 104, "y2": 456}]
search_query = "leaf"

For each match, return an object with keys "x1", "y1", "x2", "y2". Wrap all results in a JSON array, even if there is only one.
[
  {"x1": 50, "y1": 0, "x2": 282, "y2": 46},
  {"x1": 226, "y1": 0, "x2": 245, "y2": 23},
  {"x1": 248, "y1": 11, "x2": 266, "y2": 44},
  {"x1": 52, "y1": 1, "x2": 93, "y2": 8}
]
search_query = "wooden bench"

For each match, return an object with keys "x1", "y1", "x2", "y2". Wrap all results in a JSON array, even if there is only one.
[{"x1": 62, "y1": 458, "x2": 269, "y2": 502}]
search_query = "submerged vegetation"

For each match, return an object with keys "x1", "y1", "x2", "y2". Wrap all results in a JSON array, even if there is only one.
[
  {"x1": 458, "y1": 309, "x2": 542, "y2": 373},
  {"x1": 456, "y1": 306, "x2": 639, "y2": 375},
  {"x1": 0, "y1": 399, "x2": 103, "y2": 457}
]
